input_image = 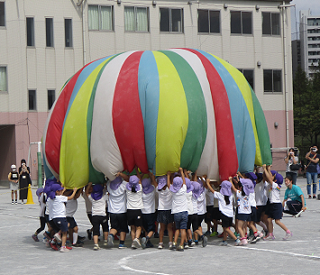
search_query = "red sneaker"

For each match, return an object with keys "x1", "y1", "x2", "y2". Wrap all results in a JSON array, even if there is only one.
[
  {"x1": 50, "y1": 242, "x2": 59, "y2": 251},
  {"x1": 218, "y1": 233, "x2": 224, "y2": 238},
  {"x1": 65, "y1": 246, "x2": 73, "y2": 250}
]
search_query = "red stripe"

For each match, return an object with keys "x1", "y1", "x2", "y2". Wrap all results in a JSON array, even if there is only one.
[
  {"x1": 186, "y1": 49, "x2": 238, "y2": 180},
  {"x1": 112, "y1": 51, "x2": 149, "y2": 174}
]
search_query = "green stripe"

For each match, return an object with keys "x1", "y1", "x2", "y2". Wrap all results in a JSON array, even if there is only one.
[{"x1": 160, "y1": 50, "x2": 207, "y2": 172}]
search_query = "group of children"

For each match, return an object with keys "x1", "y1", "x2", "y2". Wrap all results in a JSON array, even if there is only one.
[{"x1": 31, "y1": 164, "x2": 294, "y2": 252}]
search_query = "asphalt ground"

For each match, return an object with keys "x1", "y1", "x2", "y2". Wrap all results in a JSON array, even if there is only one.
[{"x1": 0, "y1": 177, "x2": 319, "y2": 275}]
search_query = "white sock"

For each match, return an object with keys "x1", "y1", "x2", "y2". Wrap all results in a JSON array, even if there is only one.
[{"x1": 73, "y1": 232, "x2": 78, "y2": 245}]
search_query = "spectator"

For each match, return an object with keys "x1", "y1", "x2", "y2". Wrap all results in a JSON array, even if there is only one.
[
  {"x1": 284, "y1": 148, "x2": 299, "y2": 185},
  {"x1": 305, "y1": 145, "x2": 320, "y2": 199}
]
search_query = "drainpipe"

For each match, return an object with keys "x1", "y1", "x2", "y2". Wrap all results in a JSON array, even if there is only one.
[{"x1": 77, "y1": 0, "x2": 86, "y2": 66}]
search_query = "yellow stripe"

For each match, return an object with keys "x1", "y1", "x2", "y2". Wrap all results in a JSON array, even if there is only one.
[{"x1": 153, "y1": 51, "x2": 188, "y2": 175}]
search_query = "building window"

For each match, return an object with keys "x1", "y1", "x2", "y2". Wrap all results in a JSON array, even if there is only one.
[
  {"x1": 262, "y1": 12, "x2": 280, "y2": 35},
  {"x1": 263, "y1": 70, "x2": 282, "y2": 93},
  {"x1": 160, "y1": 8, "x2": 183, "y2": 33},
  {"x1": 0, "y1": 2, "x2": 5, "y2": 27},
  {"x1": 198, "y1": 9, "x2": 220, "y2": 33},
  {"x1": 231, "y1": 11, "x2": 252, "y2": 34},
  {"x1": 308, "y1": 18, "x2": 320, "y2": 26},
  {"x1": 28, "y1": 90, "x2": 36, "y2": 110},
  {"x1": 0, "y1": 66, "x2": 7, "y2": 92},
  {"x1": 124, "y1": 6, "x2": 149, "y2": 32},
  {"x1": 46, "y1": 18, "x2": 54, "y2": 47},
  {"x1": 48, "y1": 90, "x2": 55, "y2": 110},
  {"x1": 26, "y1": 17, "x2": 35, "y2": 46},
  {"x1": 88, "y1": 5, "x2": 113, "y2": 31},
  {"x1": 238, "y1": 69, "x2": 254, "y2": 90},
  {"x1": 65, "y1": 19, "x2": 73, "y2": 47}
]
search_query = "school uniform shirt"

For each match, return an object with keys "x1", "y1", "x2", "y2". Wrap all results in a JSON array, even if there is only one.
[
  {"x1": 156, "y1": 188, "x2": 172, "y2": 211},
  {"x1": 213, "y1": 192, "x2": 234, "y2": 218},
  {"x1": 186, "y1": 191, "x2": 194, "y2": 215},
  {"x1": 66, "y1": 199, "x2": 78, "y2": 217},
  {"x1": 206, "y1": 189, "x2": 214, "y2": 206},
  {"x1": 51, "y1": 195, "x2": 68, "y2": 219},
  {"x1": 82, "y1": 193, "x2": 92, "y2": 214},
  {"x1": 88, "y1": 192, "x2": 108, "y2": 216},
  {"x1": 126, "y1": 184, "x2": 143, "y2": 210},
  {"x1": 267, "y1": 181, "x2": 281, "y2": 204},
  {"x1": 46, "y1": 198, "x2": 51, "y2": 218},
  {"x1": 197, "y1": 189, "x2": 207, "y2": 215},
  {"x1": 39, "y1": 193, "x2": 46, "y2": 217},
  {"x1": 171, "y1": 184, "x2": 188, "y2": 214},
  {"x1": 212, "y1": 186, "x2": 219, "y2": 208},
  {"x1": 284, "y1": 185, "x2": 306, "y2": 205},
  {"x1": 248, "y1": 192, "x2": 256, "y2": 208},
  {"x1": 142, "y1": 188, "x2": 156, "y2": 214},
  {"x1": 107, "y1": 181, "x2": 127, "y2": 214},
  {"x1": 236, "y1": 191, "x2": 251, "y2": 214},
  {"x1": 255, "y1": 181, "x2": 268, "y2": 206}
]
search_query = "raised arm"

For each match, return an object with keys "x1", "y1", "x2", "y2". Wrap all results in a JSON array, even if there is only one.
[
  {"x1": 230, "y1": 177, "x2": 238, "y2": 193},
  {"x1": 85, "y1": 182, "x2": 92, "y2": 197},
  {"x1": 117, "y1": 172, "x2": 129, "y2": 182},
  {"x1": 149, "y1": 172, "x2": 158, "y2": 187},
  {"x1": 167, "y1": 171, "x2": 172, "y2": 188},
  {"x1": 179, "y1": 167, "x2": 186, "y2": 185},
  {"x1": 206, "y1": 178, "x2": 215, "y2": 194},
  {"x1": 67, "y1": 187, "x2": 78, "y2": 200},
  {"x1": 263, "y1": 165, "x2": 273, "y2": 184}
]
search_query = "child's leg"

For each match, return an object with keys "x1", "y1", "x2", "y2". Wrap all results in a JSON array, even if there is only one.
[
  {"x1": 167, "y1": 223, "x2": 173, "y2": 243},
  {"x1": 11, "y1": 190, "x2": 14, "y2": 201},
  {"x1": 135, "y1": 226, "x2": 141, "y2": 239},
  {"x1": 174, "y1": 228, "x2": 179, "y2": 244},
  {"x1": 180, "y1": 229, "x2": 187, "y2": 246},
  {"x1": 61, "y1": 231, "x2": 67, "y2": 247},
  {"x1": 224, "y1": 227, "x2": 237, "y2": 241},
  {"x1": 237, "y1": 220, "x2": 246, "y2": 238},
  {"x1": 159, "y1": 223, "x2": 165, "y2": 243},
  {"x1": 275, "y1": 219, "x2": 289, "y2": 232},
  {"x1": 14, "y1": 191, "x2": 17, "y2": 201},
  {"x1": 130, "y1": 225, "x2": 136, "y2": 240},
  {"x1": 72, "y1": 226, "x2": 79, "y2": 245},
  {"x1": 266, "y1": 217, "x2": 273, "y2": 235}
]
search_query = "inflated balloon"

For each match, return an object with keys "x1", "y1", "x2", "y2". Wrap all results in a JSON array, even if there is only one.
[{"x1": 42, "y1": 49, "x2": 272, "y2": 189}]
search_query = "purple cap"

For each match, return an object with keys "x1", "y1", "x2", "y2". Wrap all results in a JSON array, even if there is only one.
[
  {"x1": 169, "y1": 177, "x2": 183, "y2": 193},
  {"x1": 157, "y1": 176, "x2": 167, "y2": 190},
  {"x1": 185, "y1": 178, "x2": 194, "y2": 193},
  {"x1": 220, "y1": 180, "x2": 232, "y2": 197},
  {"x1": 126, "y1": 175, "x2": 141, "y2": 192},
  {"x1": 142, "y1": 178, "x2": 154, "y2": 194},
  {"x1": 48, "y1": 183, "x2": 63, "y2": 199},
  {"x1": 110, "y1": 176, "x2": 122, "y2": 190},
  {"x1": 245, "y1": 172, "x2": 257, "y2": 186},
  {"x1": 191, "y1": 181, "x2": 201, "y2": 198},
  {"x1": 36, "y1": 187, "x2": 44, "y2": 198},
  {"x1": 274, "y1": 173, "x2": 283, "y2": 185},
  {"x1": 197, "y1": 178, "x2": 205, "y2": 194},
  {"x1": 240, "y1": 178, "x2": 254, "y2": 195},
  {"x1": 91, "y1": 184, "x2": 104, "y2": 200}
]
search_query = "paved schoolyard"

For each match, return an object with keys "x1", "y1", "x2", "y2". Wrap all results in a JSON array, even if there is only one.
[{"x1": 0, "y1": 177, "x2": 319, "y2": 275}]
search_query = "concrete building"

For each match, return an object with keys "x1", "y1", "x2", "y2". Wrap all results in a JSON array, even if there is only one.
[
  {"x1": 0, "y1": 0, "x2": 294, "y2": 181},
  {"x1": 300, "y1": 10, "x2": 320, "y2": 78},
  {"x1": 291, "y1": 39, "x2": 301, "y2": 79}
]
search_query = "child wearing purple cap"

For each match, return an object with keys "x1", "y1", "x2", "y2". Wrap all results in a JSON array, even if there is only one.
[
  {"x1": 85, "y1": 182, "x2": 109, "y2": 250},
  {"x1": 107, "y1": 174, "x2": 128, "y2": 249},
  {"x1": 263, "y1": 165, "x2": 292, "y2": 241},
  {"x1": 50, "y1": 183, "x2": 78, "y2": 252},
  {"x1": 156, "y1": 174, "x2": 174, "y2": 249},
  {"x1": 126, "y1": 170, "x2": 144, "y2": 249},
  {"x1": 32, "y1": 188, "x2": 46, "y2": 242},
  {"x1": 206, "y1": 178, "x2": 240, "y2": 246},
  {"x1": 167, "y1": 168, "x2": 188, "y2": 251}
]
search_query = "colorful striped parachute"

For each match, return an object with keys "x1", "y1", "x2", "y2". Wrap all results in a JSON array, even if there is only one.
[{"x1": 43, "y1": 49, "x2": 272, "y2": 189}]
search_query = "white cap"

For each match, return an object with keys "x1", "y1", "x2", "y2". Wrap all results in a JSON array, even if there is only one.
[{"x1": 11, "y1": 164, "x2": 16, "y2": 169}]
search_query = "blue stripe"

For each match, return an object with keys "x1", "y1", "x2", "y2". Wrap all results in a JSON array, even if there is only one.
[
  {"x1": 195, "y1": 49, "x2": 256, "y2": 173},
  {"x1": 138, "y1": 51, "x2": 160, "y2": 174}
]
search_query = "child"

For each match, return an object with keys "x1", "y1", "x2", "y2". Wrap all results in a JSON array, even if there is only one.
[
  {"x1": 167, "y1": 168, "x2": 188, "y2": 251},
  {"x1": 82, "y1": 185, "x2": 94, "y2": 240},
  {"x1": 8, "y1": 164, "x2": 19, "y2": 205},
  {"x1": 141, "y1": 172, "x2": 157, "y2": 248},
  {"x1": 107, "y1": 174, "x2": 128, "y2": 249},
  {"x1": 32, "y1": 187, "x2": 46, "y2": 242},
  {"x1": 209, "y1": 181, "x2": 222, "y2": 237},
  {"x1": 156, "y1": 175, "x2": 174, "y2": 249},
  {"x1": 50, "y1": 183, "x2": 78, "y2": 252},
  {"x1": 206, "y1": 178, "x2": 240, "y2": 246},
  {"x1": 85, "y1": 182, "x2": 109, "y2": 250},
  {"x1": 126, "y1": 171, "x2": 144, "y2": 249},
  {"x1": 263, "y1": 165, "x2": 292, "y2": 240}
]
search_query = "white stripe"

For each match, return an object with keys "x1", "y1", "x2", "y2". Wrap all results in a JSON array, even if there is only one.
[
  {"x1": 91, "y1": 51, "x2": 136, "y2": 180},
  {"x1": 170, "y1": 49, "x2": 219, "y2": 180}
]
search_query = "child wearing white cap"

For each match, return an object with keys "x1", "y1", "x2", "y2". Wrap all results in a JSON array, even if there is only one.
[{"x1": 8, "y1": 164, "x2": 19, "y2": 204}]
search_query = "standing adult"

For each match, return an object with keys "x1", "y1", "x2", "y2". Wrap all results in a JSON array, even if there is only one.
[
  {"x1": 305, "y1": 145, "x2": 320, "y2": 199},
  {"x1": 284, "y1": 148, "x2": 299, "y2": 185},
  {"x1": 19, "y1": 159, "x2": 31, "y2": 203}
]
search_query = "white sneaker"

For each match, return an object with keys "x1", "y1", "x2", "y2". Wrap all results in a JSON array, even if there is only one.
[
  {"x1": 158, "y1": 243, "x2": 164, "y2": 249},
  {"x1": 60, "y1": 246, "x2": 69, "y2": 253},
  {"x1": 93, "y1": 244, "x2": 100, "y2": 250},
  {"x1": 132, "y1": 238, "x2": 141, "y2": 249},
  {"x1": 54, "y1": 233, "x2": 61, "y2": 242}
]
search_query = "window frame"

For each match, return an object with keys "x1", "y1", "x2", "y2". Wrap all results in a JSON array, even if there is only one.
[
  {"x1": 0, "y1": 1, "x2": 5, "y2": 27},
  {"x1": 197, "y1": 9, "x2": 220, "y2": 34},
  {"x1": 124, "y1": 6, "x2": 149, "y2": 32},
  {"x1": 263, "y1": 69, "x2": 282, "y2": 94},
  {"x1": 238, "y1": 68, "x2": 254, "y2": 91},
  {"x1": 26, "y1": 17, "x2": 35, "y2": 47},
  {"x1": 47, "y1": 89, "x2": 55, "y2": 110},
  {"x1": 88, "y1": 5, "x2": 114, "y2": 31},
  {"x1": 64, "y1": 18, "x2": 73, "y2": 48},
  {"x1": 262, "y1": 12, "x2": 280, "y2": 36},
  {"x1": 28, "y1": 89, "x2": 37, "y2": 111},
  {"x1": 230, "y1": 11, "x2": 252, "y2": 35},
  {"x1": 160, "y1": 7, "x2": 184, "y2": 33},
  {"x1": 0, "y1": 66, "x2": 7, "y2": 92},
  {"x1": 46, "y1": 17, "x2": 54, "y2": 47}
]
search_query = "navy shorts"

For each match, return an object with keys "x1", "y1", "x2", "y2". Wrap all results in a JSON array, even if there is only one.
[
  {"x1": 256, "y1": 205, "x2": 267, "y2": 222},
  {"x1": 127, "y1": 209, "x2": 143, "y2": 227},
  {"x1": 67, "y1": 217, "x2": 77, "y2": 229},
  {"x1": 221, "y1": 213, "x2": 233, "y2": 228},
  {"x1": 266, "y1": 203, "x2": 283, "y2": 220},
  {"x1": 212, "y1": 207, "x2": 221, "y2": 221},
  {"x1": 92, "y1": 215, "x2": 109, "y2": 236},
  {"x1": 142, "y1": 213, "x2": 156, "y2": 233},
  {"x1": 250, "y1": 207, "x2": 258, "y2": 223},
  {"x1": 236, "y1": 213, "x2": 251, "y2": 222},
  {"x1": 157, "y1": 210, "x2": 174, "y2": 224},
  {"x1": 205, "y1": 206, "x2": 214, "y2": 223},
  {"x1": 197, "y1": 214, "x2": 205, "y2": 227},
  {"x1": 187, "y1": 214, "x2": 198, "y2": 230},
  {"x1": 110, "y1": 213, "x2": 128, "y2": 233},
  {"x1": 174, "y1": 211, "x2": 188, "y2": 230},
  {"x1": 53, "y1": 217, "x2": 69, "y2": 232}
]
